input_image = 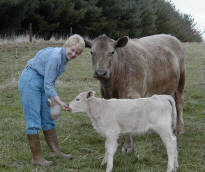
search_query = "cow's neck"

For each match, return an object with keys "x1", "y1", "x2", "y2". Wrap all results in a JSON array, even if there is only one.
[
  {"x1": 100, "y1": 79, "x2": 119, "y2": 99},
  {"x1": 113, "y1": 48, "x2": 129, "y2": 84},
  {"x1": 100, "y1": 48, "x2": 128, "y2": 99}
]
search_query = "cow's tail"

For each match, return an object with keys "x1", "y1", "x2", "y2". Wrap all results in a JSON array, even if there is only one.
[{"x1": 167, "y1": 96, "x2": 177, "y2": 130}]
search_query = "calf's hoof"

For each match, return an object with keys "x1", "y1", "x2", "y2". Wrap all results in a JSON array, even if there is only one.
[{"x1": 174, "y1": 160, "x2": 179, "y2": 170}]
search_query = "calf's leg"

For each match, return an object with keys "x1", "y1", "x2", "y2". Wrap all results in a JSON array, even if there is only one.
[
  {"x1": 101, "y1": 150, "x2": 107, "y2": 166},
  {"x1": 157, "y1": 128, "x2": 178, "y2": 172},
  {"x1": 105, "y1": 136, "x2": 118, "y2": 172}
]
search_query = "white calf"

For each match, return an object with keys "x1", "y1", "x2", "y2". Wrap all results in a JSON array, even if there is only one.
[{"x1": 68, "y1": 91, "x2": 178, "y2": 172}]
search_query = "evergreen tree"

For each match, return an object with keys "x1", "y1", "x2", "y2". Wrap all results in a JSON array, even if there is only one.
[
  {"x1": 0, "y1": 0, "x2": 25, "y2": 34},
  {"x1": 0, "y1": 0, "x2": 203, "y2": 42}
]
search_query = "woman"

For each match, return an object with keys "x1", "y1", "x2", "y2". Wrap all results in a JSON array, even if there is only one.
[{"x1": 18, "y1": 34, "x2": 85, "y2": 166}]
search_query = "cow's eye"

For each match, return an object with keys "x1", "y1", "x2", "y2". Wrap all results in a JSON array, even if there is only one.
[
  {"x1": 111, "y1": 51, "x2": 115, "y2": 55},
  {"x1": 76, "y1": 98, "x2": 80, "y2": 101}
]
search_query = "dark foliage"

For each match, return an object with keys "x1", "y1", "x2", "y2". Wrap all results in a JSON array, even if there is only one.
[{"x1": 0, "y1": 0, "x2": 203, "y2": 41}]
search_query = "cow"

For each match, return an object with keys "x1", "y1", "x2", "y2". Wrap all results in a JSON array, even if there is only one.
[
  {"x1": 85, "y1": 34, "x2": 185, "y2": 152},
  {"x1": 68, "y1": 91, "x2": 179, "y2": 172}
]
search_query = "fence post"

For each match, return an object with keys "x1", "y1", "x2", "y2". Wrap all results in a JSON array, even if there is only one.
[
  {"x1": 70, "y1": 27, "x2": 72, "y2": 36},
  {"x1": 29, "y1": 23, "x2": 32, "y2": 43},
  {"x1": 55, "y1": 32, "x2": 59, "y2": 40},
  {"x1": 15, "y1": 43, "x2": 18, "y2": 59}
]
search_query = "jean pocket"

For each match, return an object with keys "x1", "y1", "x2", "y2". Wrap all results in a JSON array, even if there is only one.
[
  {"x1": 29, "y1": 76, "x2": 43, "y2": 91},
  {"x1": 18, "y1": 72, "x2": 33, "y2": 92}
]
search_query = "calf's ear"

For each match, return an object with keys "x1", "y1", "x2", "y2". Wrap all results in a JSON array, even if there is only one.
[
  {"x1": 87, "y1": 91, "x2": 95, "y2": 99},
  {"x1": 114, "y1": 36, "x2": 129, "y2": 48}
]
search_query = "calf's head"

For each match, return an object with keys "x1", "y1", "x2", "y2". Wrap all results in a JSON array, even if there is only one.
[
  {"x1": 68, "y1": 91, "x2": 95, "y2": 113},
  {"x1": 85, "y1": 34, "x2": 128, "y2": 80}
]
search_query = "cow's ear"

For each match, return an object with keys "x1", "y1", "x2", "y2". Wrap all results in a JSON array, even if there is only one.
[
  {"x1": 85, "y1": 39, "x2": 93, "y2": 48},
  {"x1": 87, "y1": 91, "x2": 95, "y2": 99},
  {"x1": 114, "y1": 36, "x2": 129, "y2": 48}
]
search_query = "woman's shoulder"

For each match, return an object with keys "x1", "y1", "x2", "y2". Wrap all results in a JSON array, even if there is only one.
[
  {"x1": 43, "y1": 47, "x2": 61, "y2": 52},
  {"x1": 36, "y1": 47, "x2": 58, "y2": 56},
  {"x1": 46, "y1": 48, "x2": 63, "y2": 65},
  {"x1": 41, "y1": 47, "x2": 61, "y2": 58},
  {"x1": 34, "y1": 47, "x2": 62, "y2": 64}
]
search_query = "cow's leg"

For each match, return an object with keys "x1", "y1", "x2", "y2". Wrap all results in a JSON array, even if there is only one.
[
  {"x1": 175, "y1": 90, "x2": 184, "y2": 134},
  {"x1": 117, "y1": 136, "x2": 131, "y2": 153},
  {"x1": 117, "y1": 135, "x2": 124, "y2": 152},
  {"x1": 155, "y1": 127, "x2": 178, "y2": 172},
  {"x1": 117, "y1": 135, "x2": 123, "y2": 145},
  {"x1": 122, "y1": 135, "x2": 134, "y2": 153},
  {"x1": 105, "y1": 136, "x2": 118, "y2": 172}
]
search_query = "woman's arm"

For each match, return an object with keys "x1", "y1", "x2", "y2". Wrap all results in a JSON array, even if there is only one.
[
  {"x1": 44, "y1": 57, "x2": 59, "y2": 97},
  {"x1": 44, "y1": 51, "x2": 69, "y2": 111}
]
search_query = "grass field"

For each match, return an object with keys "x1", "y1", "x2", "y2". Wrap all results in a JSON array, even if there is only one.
[{"x1": 0, "y1": 41, "x2": 204, "y2": 172}]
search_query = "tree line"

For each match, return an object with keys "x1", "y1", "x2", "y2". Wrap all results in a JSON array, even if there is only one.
[{"x1": 0, "y1": 0, "x2": 203, "y2": 42}]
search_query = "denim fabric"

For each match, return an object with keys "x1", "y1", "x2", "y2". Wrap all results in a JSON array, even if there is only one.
[
  {"x1": 27, "y1": 47, "x2": 68, "y2": 97},
  {"x1": 18, "y1": 67, "x2": 55, "y2": 134}
]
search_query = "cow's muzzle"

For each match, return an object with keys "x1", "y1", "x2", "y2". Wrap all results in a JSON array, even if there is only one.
[{"x1": 94, "y1": 69, "x2": 108, "y2": 78}]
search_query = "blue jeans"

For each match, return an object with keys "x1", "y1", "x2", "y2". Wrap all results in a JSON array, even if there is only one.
[{"x1": 18, "y1": 67, "x2": 55, "y2": 134}]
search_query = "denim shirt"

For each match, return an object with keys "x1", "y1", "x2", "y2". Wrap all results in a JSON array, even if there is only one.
[{"x1": 27, "y1": 47, "x2": 68, "y2": 97}]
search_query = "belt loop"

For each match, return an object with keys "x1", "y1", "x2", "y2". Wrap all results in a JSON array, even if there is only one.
[{"x1": 26, "y1": 64, "x2": 32, "y2": 69}]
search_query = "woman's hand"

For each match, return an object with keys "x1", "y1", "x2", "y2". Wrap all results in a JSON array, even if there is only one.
[
  {"x1": 47, "y1": 98, "x2": 55, "y2": 107},
  {"x1": 52, "y1": 96, "x2": 70, "y2": 111},
  {"x1": 60, "y1": 101, "x2": 70, "y2": 111}
]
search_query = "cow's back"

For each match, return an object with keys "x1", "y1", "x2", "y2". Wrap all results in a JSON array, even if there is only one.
[
  {"x1": 126, "y1": 34, "x2": 185, "y2": 97},
  {"x1": 136, "y1": 34, "x2": 184, "y2": 57}
]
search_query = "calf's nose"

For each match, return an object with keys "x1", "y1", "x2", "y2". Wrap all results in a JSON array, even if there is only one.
[{"x1": 67, "y1": 103, "x2": 72, "y2": 112}]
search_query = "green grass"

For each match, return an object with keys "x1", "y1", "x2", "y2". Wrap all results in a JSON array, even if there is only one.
[{"x1": 0, "y1": 42, "x2": 204, "y2": 172}]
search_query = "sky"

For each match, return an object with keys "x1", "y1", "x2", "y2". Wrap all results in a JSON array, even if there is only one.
[{"x1": 170, "y1": 0, "x2": 205, "y2": 41}]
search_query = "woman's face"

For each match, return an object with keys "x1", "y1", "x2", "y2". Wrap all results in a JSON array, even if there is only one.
[{"x1": 66, "y1": 46, "x2": 82, "y2": 60}]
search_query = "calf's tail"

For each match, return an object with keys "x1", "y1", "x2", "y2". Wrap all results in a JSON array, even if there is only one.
[{"x1": 167, "y1": 96, "x2": 177, "y2": 130}]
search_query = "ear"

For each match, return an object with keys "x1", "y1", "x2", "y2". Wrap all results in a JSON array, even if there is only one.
[
  {"x1": 87, "y1": 91, "x2": 95, "y2": 99},
  {"x1": 85, "y1": 39, "x2": 93, "y2": 48},
  {"x1": 114, "y1": 36, "x2": 129, "y2": 48}
]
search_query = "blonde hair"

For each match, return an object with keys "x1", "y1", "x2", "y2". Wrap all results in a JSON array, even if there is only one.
[{"x1": 64, "y1": 34, "x2": 85, "y2": 51}]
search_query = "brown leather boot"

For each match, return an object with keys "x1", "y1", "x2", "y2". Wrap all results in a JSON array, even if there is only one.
[
  {"x1": 27, "y1": 134, "x2": 53, "y2": 166},
  {"x1": 43, "y1": 129, "x2": 72, "y2": 159}
]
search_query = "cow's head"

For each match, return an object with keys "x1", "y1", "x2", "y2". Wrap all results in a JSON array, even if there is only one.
[{"x1": 85, "y1": 34, "x2": 128, "y2": 80}]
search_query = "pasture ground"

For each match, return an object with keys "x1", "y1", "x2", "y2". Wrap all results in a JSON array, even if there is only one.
[{"x1": 0, "y1": 42, "x2": 204, "y2": 172}]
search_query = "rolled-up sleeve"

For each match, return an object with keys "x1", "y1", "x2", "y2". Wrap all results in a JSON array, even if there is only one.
[{"x1": 44, "y1": 57, "x2": 59, "y2": 97}]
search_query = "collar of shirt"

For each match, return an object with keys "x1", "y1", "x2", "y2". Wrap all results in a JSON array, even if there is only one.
[{"x1": 61, "y1": 47, "x2": 69, "y2": 64}]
